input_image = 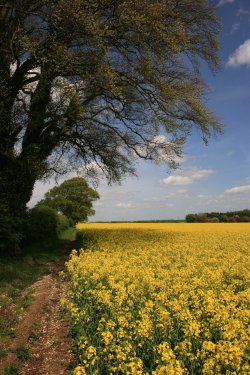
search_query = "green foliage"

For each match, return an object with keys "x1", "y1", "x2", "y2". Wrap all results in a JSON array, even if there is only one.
[
  {"x1": 57, "y1": 214, "x2": 70, "y2": 233},
  {"x1": 0, "y1": 349, "x2": 8, "y2": 358},
  {"x1": 24, "y1": 203, "x2": 70, "y2": 245},
  {"x1": 14, "y1": 345, "x2": 29, "y2": 362},
  {"x1": 16, "y1": 291, "x2": 34, "y2": 310},
  {"x1": 220, "y1": 215, "x2": 229, "y2": 223},
  {"x1": 3, "y1": 363, "x2": 19, "y2": 375},
  {"x1": 0, "y1": 201, "x2": 23, "y2": 256},
  {"x1": 186, "y1": 209, "x2": 250, "y2": 223},
  {"x1": 25, "y1": 206, "x2": 59, "y2": 243},
  {"x1": 185, "y1": 214, "x2": 197, "y2": 223},
  {"x1": 28, "y1": 322, "x2": 41, "y2": 344},
  {"x1": 37, "y1": 178, "x2": 99, "y2": 224},
  {"x1": 0, "y1": 313, "x2": 18, "y2": 339}
]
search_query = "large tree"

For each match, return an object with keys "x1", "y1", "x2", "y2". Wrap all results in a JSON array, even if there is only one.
[
  {"x1": 0, "y1": 0, "x2": 222, "y2": 251},
  {"x1": 37, "y1": 177, "x2": 99, "y2": 224}
]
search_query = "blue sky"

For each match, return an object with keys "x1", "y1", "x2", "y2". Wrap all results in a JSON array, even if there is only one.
[{"x1": 30, "y1": 0, "x2": 250, "y2": 220}]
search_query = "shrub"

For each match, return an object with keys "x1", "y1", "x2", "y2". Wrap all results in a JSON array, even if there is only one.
[
  {"x1": 25, "y1": 206, "x2": 59, "y2": 243},
  {"x1": 0, "y1": 201, "x2": 24, "y2": 256},
  {"x1": 220, "y1": 215, "x2": 229, "y2": 222},
  {"x1": 185, "y1": 214, "x2": 197, "y2": 223},
  {"x1": 57, "y1": 214, "x2": 70, "y2": 235},
  {"x1": 211, "y1": 217, "x2": 219, "y2": 223}
]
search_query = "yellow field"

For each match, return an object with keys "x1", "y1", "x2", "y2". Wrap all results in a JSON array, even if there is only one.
[{"x1": 65, "y1": 223, "x2": 250, "y2": 374}]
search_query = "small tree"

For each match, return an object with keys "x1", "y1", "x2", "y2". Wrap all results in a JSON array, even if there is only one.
[
  {"x1": 37, "y1": 177, "x2": 99, "y2": 224},
  {"x1": 220, "y1": 215, "x2": 229, "y2": 223},
  {"x1": 185, "y1": 214, "x2": 197, "y2": 223}
]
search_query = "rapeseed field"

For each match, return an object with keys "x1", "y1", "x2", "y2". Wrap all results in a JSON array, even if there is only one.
[{"x1": 64, "y1": 223, "x2": 250, "y2": 374}]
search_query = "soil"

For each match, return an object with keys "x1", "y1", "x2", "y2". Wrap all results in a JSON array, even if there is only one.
[{"x1": 0, "y1": 257, "x2": 75, "y2": 374}]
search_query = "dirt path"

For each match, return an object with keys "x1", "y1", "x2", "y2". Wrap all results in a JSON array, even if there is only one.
[{"x1": 0, "y1": 258, "x2": 74, "y2": 374}]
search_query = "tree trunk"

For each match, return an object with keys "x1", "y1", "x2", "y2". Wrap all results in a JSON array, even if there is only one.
[{"x1": 0, "y1": 156, "x2": 37, "y2": 255}]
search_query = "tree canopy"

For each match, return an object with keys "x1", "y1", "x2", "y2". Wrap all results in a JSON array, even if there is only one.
[
  {"x1": 37, "y1": 177, "x2": 99, "y2": 224},
  {"x1": 0, "y1": 0, "x2": 222, "y2": 251}
]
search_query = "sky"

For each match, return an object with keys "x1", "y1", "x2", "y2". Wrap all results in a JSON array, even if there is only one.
[{"x1": 30, "y1": 0, "x2": 250, "y2": 221}]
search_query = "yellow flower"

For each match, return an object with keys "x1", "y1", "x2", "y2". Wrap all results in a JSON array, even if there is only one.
[
  {"x1": 74, "y1": 365, "x2": 86, "y2": 375},
  {"x1": 66, "y1": 223, "x2": 250, "y2": 374}
]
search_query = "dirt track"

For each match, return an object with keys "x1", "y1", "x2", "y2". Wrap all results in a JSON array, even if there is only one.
[{"x1": 0, "y1": 259, "x2": 74, "y2": 374}]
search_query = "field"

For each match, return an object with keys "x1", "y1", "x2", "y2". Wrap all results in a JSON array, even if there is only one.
[{"x1": 64, "y1": 223, "x2": 250, "y2": 374}]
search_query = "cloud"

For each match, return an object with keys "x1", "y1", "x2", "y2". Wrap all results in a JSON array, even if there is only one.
[
  {"x1": 162, "y1": 168, "x2": 214, "y2": 186},
  {"x1": 162, "y1": 176, "x2": 192, "y2": 185},
  {"x1": 133, "y1": 135, "x2": 187, "y2": 166},
  {"x1": 166, "y1": 203, "x2": 175, "y2": 208},
  {"x1": 237, "y1": 8, "x2": 250, "y2": 17},
  {"x1": 230, "y1": 22, "x2": 240, "y2": 34},
  {"x1": 116, "y1": 202, "x2": 133, "y2": 208},
  {"x1": 225, "y1": 185, "x2": 250, "y2": 194},
  {"x1": 217, "y1": 0, "x2": 236, "y2": 6},
  {"x1": 227, "y1": 39, "x2": 250, "y2": 67}
]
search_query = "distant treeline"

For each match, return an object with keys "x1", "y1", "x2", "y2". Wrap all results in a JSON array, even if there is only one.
[
  {"x1": 186, "y1": 209, "x2": 250, "y2": 223},
  {"x1": 93, "y1": 220, "x2": 185, "y2": 223}
]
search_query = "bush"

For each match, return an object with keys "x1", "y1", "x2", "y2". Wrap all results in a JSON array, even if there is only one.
[
  {"x1": 57, "y1": 214, "x2": 70, "y2": 234},
  {"x1": 0, "y1": 201, "x2": 25, "y2": 256},
  {"x1": 220, "y1": 215, "x2": 229, "y2": 222},
  {"x1": 25, "y1": 206, "x2": 59, "y2": 243},
  {"x1": 185, "y1": 214, "x2": 197, "y2": 223},
  {"x1": 211, "y1": 217, "x2": 219, "y2": 223}
]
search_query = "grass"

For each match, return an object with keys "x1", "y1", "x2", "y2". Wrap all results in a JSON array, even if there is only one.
[
  {"x1": 14, "y1": 345, "x2": 30, "y2": 362},
  {"x1": 42, "y1": 302, "x2": 52, "y2": 314},
  {"x1": 0, "y1": 349, "x2": 8, "y2": 358},
  {"x1": 0, "y1": 227, "x2": 75, "y2": 291},
  {"x1": 3, "y1": 363, "x2": 19, "y2": 375},
  {"x1": 28, "y1": 322, "x2": 41, "y2": 344},
  {"x1": 0, "y1": 314, "x2": 18, "y2": 338}
]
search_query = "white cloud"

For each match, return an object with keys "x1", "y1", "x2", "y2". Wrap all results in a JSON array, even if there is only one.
[
  {"x1": 225, "y1": 185, "x2": 250, "y2": 194},
  {"x1": 162, "y1": 168, "x2": 214, "y2": 186},
  {"x1": 227, "y1": 39, "x2": 250, "y2": 67},
  {"x1": 116, "y1": 202, "x2": 132, "y2": 208},
  {"x1": 189, "y1": 169, "x2": 214, "y2": 179},
  {"x1": 166, "y1": 203, "x2": 175, "y2": 208},
  {"x1": 237, "y1": 8, "x2": 250, "y2": 17},
  {"x1": 162, "y1": 176, "x2": 192, "y2": 185},
  {"x1": 217, "y1": 0, "x2": 236, "y2": 6}
]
